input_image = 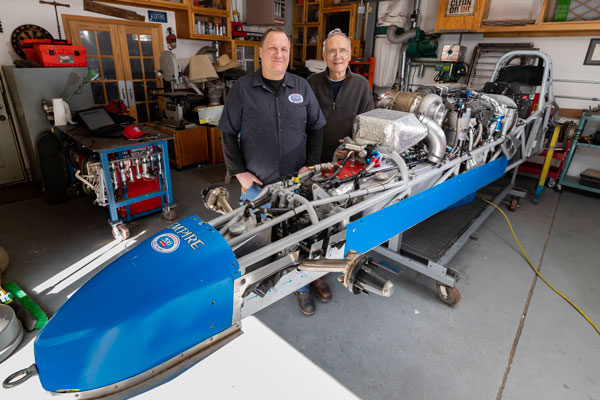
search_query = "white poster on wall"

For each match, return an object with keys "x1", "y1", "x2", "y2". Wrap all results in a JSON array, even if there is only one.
[{"x1": 445, "y1": 0, "x2": 476, "y2": 17}]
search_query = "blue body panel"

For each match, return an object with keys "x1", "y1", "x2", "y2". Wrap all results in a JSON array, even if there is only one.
[
  {"x1": 346, "y1": 157, "x2": 509, "y2": 254},
  {"x1": 445, "y1": 192, "x2": 476, "y2": 211},
  {"x1": 34, "y1": 215, "x2": 240, "y2": 392}
]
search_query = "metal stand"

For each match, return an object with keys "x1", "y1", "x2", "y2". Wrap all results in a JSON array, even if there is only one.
[
  {"x1": 55, "y1": 124, "x2": 176, "y2": 240},
  {"x1": 372, "y1": 170, "x2": 525, "y2": 306},
  {"x1": 99, "y1": 140, "x2": 175, "y2": 240}
]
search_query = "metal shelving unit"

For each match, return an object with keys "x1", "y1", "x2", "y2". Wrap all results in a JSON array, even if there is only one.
[{"x1": 557, "y1": 112, "x2": 600, "y2": 194}]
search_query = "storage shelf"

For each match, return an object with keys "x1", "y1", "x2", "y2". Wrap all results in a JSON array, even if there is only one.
[
  {"x1": 97, "y1": 0, "x2": 189, "y2": 11},
  {"x1": 576, "y1": 143, "x2": 600, "y2": 149},
  {"x1": 174, "y1": 0, "x2": 232, "y2": 56},
  {"x1": 190, "y1": 33, "x2": 230, "y2": 40},
  {"x1": 560, "y1": 175, "x2": 600, "y2": 194},
  {"x1": 190, "y1": 6, "x2": 229, "y2": 16},
  {"x1": 435, "y1": 0, "x2": 600, "y2": 37}
]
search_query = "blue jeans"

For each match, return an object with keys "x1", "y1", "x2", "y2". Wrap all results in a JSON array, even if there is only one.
[{"x1": 240, "y1": 183, "x2": 309, "y2": 293}]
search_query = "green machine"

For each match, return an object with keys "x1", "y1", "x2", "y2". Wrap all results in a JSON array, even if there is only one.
[
  {"x1": 435, "y1": 44, "x2": 468, "y2": 83},
  {"x1": 434, "y1": 62, "x2": 467, "y2": 83},
  {"x1": 407, "y1": 27, "x2": 438, "y2": 59}
]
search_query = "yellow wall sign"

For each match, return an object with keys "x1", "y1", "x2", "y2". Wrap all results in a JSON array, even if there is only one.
[{"x1": 445, "y1": 0, "x2": 476, "y2": 17}]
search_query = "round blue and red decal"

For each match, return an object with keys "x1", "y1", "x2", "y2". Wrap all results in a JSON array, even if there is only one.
[{"x1": 151, "y1": 233, "x2": 180, "y2": 253}]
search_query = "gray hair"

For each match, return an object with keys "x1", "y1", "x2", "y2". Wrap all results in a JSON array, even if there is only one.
[{"x1": 322, "y1": 28, "x2": 352, "y2": 55}]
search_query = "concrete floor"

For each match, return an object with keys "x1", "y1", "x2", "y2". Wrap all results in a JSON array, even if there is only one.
[{"x1": 0, "y1": 166, "x2": 598, "y2": 399}]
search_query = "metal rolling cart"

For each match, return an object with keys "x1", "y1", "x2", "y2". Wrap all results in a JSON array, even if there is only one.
[
  {"x1": 557, "y1": 111, "x2": 600, "y2": 194},
  {"x1": 55, "y1": 124, "x2": 176, "y2": 240},
  {"x1": 374, "y1": 49, "x2": 555, "y2": 306}
]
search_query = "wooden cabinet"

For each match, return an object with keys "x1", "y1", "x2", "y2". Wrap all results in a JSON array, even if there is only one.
[
  {"x1": 291, "y1": 0, "x2": 322, "y2": 68},
  {"x1": 435, "y1": 0, "x2": 600, "y2": 37},
  {"x1": 98, "y1": 0, "x2": 235, "y2": 57},
  {"x1": 149, "y1": 123, "x2": 209, "y2": 169},
  {"x1": 207, "y1": 126, "x2": 225, "y2": 164},
  {"x1": 231, "y1": 40, "x2": 261, "y2": 72},
  {"x1": 247, "y1": 0, "x2": 286, "y2": 25},
  {"x1": 293, "y1": 0, "x2": 322, "y2": 24},
  {"x1": 292, "y1": 25, "x2": 321, "y2": 67},
  {"x1": 147, "y1": 0, "x2": 189, "y2": 9},
  {"x1": 291, "y1": 1, "x2": 361, "y2": 68},
  {"x1": 97, "y1": 0, "x2": 189, "y2": 11},
  {"x1": 175, "y1": 1, "x2": 231, "y2": 41}
]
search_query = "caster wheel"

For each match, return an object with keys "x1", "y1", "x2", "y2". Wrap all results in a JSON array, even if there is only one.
[
  {"x1": 435, "y1": 282, "x2": 460, "y2": 307},
  {"x1": 547, "y1": 178, "x2": 557, "y2": 188},
  {"x1": 163, "y1": 208, "x2": 176, "y2": 221},
  {"x1": 509, "y1": 197, "x2": 519, "y2": 212},
  {"x1": 112, "y1": 224, "x2": 129, "y2": 241}
]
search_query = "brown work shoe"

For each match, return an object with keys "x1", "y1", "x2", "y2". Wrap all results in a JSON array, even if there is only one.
[
  {"x1": 295, "y1": 291, "x2": 315, "y2": 316},
  {"x1": 311, "y1": 278, "x2": 332, "y2": 303}
]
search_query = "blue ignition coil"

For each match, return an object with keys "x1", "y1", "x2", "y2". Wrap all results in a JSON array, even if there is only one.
[{"x1": 492, "y1": 114, "x2": 504, "y2": 132}]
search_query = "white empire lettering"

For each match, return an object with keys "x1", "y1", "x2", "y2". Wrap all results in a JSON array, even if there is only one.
[{"x1": 168, "y1": 223, "x2": 206, "y2": 250}]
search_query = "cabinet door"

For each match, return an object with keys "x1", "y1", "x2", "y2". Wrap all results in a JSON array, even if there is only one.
[
  {"x1": 292, "y1": 26, "x2": 305, "y2": 67},
  {"x1": 306, "y1": 0, "x2": 320, "y2": 24},
  {"x1": 65, "y1": 20, "x2": 127, "y2": 109},
  {"x1": 117, "y1": 25, "x2": 163, "y2": 123},
  {"x1": 293, "y1": 0, "x2": 306, "y2": 24}
]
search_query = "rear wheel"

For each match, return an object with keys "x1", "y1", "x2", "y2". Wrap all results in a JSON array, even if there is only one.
[{"x1": 435, "y1": 282, "x2": 461, "y2": 307}]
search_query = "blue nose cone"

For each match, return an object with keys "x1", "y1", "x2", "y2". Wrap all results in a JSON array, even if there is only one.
[{"x1": 34, "y1": 215, "x2": 240, "y2": 392}]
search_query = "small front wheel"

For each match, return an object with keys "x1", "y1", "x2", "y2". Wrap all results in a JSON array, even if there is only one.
[
  {"x1": 547, "y1": 178, "x2": 557, "y2": 188},
  {"x1": 509, "y1": 197, "x2": 519, "y2": 212},
  {"x1": 112, "y1": 224, "x2": 129, "y2": 241},
  {"x1": 163, "y1": 208, "x2": 176, "y2": 221}
]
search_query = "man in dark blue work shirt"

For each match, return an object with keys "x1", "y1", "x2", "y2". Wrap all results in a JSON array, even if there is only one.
[
  {"x1": 219, "y1": 27, "x2": 326, "y2": 191},
  {"x1": 218, "y1": 27, "x2": 326, "y2": 316}
]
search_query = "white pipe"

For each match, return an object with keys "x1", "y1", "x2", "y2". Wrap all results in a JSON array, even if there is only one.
[{"x1": 386, "y1": 27, "x2": 417, "y2": 44}]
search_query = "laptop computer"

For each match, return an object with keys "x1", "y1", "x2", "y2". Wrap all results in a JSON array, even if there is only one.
[{"x1": 77, "y1": 108, "x2": 126, "y2": 137}]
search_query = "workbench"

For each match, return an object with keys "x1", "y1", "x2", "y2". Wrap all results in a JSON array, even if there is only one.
[{"x1": 55, "y1": 124, "x2": 176, "y2": 240}]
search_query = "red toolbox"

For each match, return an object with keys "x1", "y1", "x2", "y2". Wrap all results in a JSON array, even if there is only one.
[
  {"x1": 22, "y1": 39, "x2": 87, "y2": 67},
  {"x1": 117, "y1": 177, "x2": 162, "y2": 219}
]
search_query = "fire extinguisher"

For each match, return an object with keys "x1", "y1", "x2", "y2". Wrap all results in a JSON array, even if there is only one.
[{"x1": 166, "y1": 27, "x2": 177, "y2": 50}]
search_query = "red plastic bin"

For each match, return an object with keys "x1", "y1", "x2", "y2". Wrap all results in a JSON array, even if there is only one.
[{"x1": 22, "y1": 39, "x2": 87, "y2": 67}]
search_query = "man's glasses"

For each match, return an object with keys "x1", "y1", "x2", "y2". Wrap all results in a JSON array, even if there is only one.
[{"x1": 325, "y1": 48, "x2": 349, "y2": 57}]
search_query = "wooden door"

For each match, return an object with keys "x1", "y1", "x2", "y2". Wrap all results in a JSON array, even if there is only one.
[
  {"x1": 64, "y1": 19, "x2": 124, "y2": 109},
  {"x1": 63, "y1": 16, "x2": 163, "y2": 123},
  {"x1": 116, "y1": 25, "x2": 163, "y2": 123}
]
